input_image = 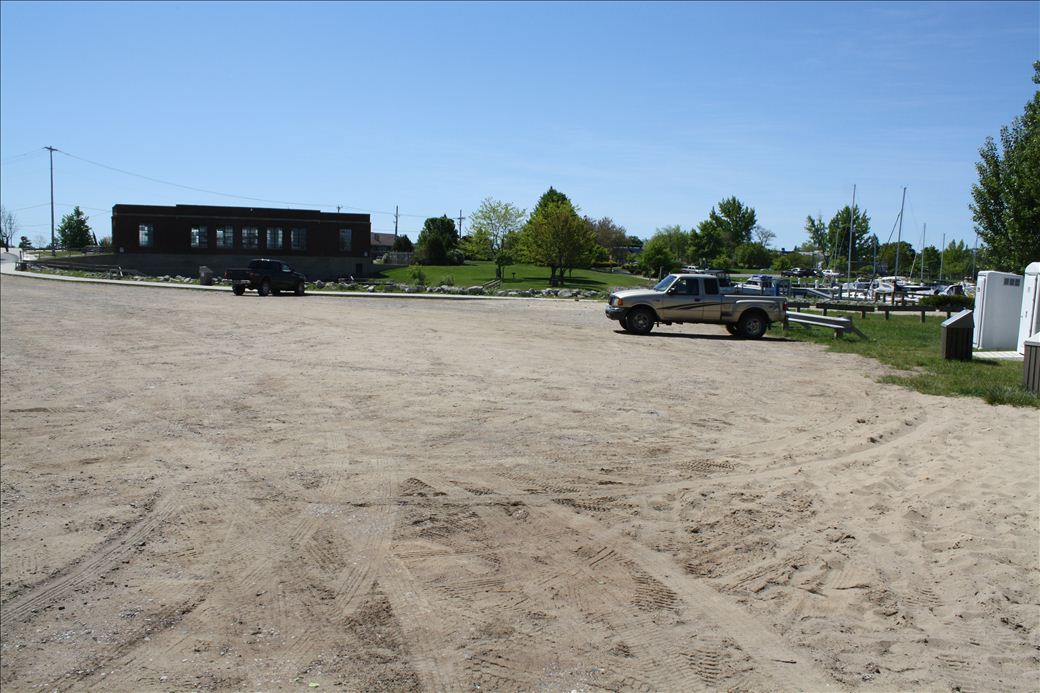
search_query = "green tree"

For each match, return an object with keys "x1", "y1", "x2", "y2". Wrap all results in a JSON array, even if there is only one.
[
  {"x1": 916, "y1": 245, "x2": 942, "y2": 281},
  {"x1": 804, "y1": 214, "x2": 828, "y2": 263},
  {"x1": 876, "y1": 241, "x2": 916, "y2": 275},
  {"x1": 733, "y1": 242, "x2": 773, "y2": 269},
  {"x1": 940, "y1": 239, "x2": 974, "y2": 281},
  {"x1": 415, "y1": 215, "x2": 459, "y2": 264},
  {"x1": 520, "y1": 189, "x2": 594, "y2": 285},
  {"x1": 585, "y1": 216, "x2": 628, "y2": 263},
  {"x1": 459, "y1": 232, "x2": 493, "y2": 261},
  {"x1": 466, "y1": 198, "x2": 526, "y2": 271},
  {"x1": 56, "y1": 206, "x2": 93, "y2": 250},
  {"x1": 698, "y1": 197, "x2": 757, "y2": 257},
  {"x1": 647, "y1": 225, "x2": 689, "y2": 264},
  {"x1": 638, "y1": 233, "x2": 680, "y2": 278},
  {"x1": 970, "y1": 62, "x2": 1040, "y2": 272},
  {"x1": 689, "y1": 223, "x2": 723, "y2": 266},
  {"x1": 772, "y1": 254, "x2": 798, "y2": 272},
  {"x1": 391, "y1": 235, "x2": 414, "y2": 252},
  {"x1": 826, "y1": 206, "x2": 871, "y2": 269}
]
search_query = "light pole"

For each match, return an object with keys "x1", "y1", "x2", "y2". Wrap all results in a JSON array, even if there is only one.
[{"x1": 44, "y1": 146, "x2": 57, "y2": 256}]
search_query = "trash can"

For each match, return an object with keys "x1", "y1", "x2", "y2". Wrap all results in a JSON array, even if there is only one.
[
  {"x1": 940, "y1": 309, "x2": 973, "y2": 361},
  {"x1": 1024, "y1": 333, "x2": 1040, "y2": 393},
  {"x1": 15, "y1": 261, "x2": 26, "y2": 271},
  {"x1": 198, "y1": 266, "x2": 214, "y2": 286}
]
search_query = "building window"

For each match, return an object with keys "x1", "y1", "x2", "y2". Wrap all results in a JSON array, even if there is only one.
[
  {"x1": 242, "y1": 227, "x2": 259, "y2": 249},
  {"x1": 190, "y1": 225, "x2": 208, "y2": 249},
  {"x1": 139, "y1": 224, "x2": 154, "y2": 247},
  {"x1": 215, "y1": 226, "x2": 234, "y2": 249},
  {"x1": 291, "y1": 227, "x2": 307, "y2": 250},
  {"x1": 266, "y1": 227, "x2": 283, "y2": 250},
  {"x1": 339, "y1": 228, "x2": 353, "y2": 251}
]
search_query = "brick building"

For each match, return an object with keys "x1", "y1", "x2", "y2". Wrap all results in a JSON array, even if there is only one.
[{"x1": 109, "y1": 204, "x2": 373, "y2": 279}]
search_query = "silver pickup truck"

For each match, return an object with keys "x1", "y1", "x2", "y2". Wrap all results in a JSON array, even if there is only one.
[{"x1": 605, "y1": 273, "x2": 787, "y2": 338}]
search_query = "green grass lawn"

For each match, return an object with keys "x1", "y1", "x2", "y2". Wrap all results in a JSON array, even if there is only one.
[
  {"x1": 771, "y1": 311, "x2": 1039, "y2": 408},
  {"x1": 377, "y1": 261, "x2": 652, "y2": 292}
]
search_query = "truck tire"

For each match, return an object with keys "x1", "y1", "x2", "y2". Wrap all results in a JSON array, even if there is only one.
[
  {"x1": 619, "y1": 315, "x2": 630, "y2": 331},
  {"x1": 627, "y1": 307, "x2": 655, "y2": 335},
  {"x1": 738, "y1": 311, "x2": 768, "y2": 339},
  {"x1": 725, "y1": 323, "x2": 739, "y2": 336},
  {"x1": 295, "y1": 281, "x2": 305, "y2": 296},
  {"x1": 258, "y1": 279, "x2": 272, "y2": 297},
  {"x1": 232, "y1": 285, "x2": 246, "y2": 296}
]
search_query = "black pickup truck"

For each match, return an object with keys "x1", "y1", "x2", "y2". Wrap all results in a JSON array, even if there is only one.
[{"x1": 225, "y1": 259, "x2": 307, "y2": 296}]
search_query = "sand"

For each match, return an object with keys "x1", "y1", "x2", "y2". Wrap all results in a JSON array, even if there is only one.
[{"x1": 1, "y1": 274, "x2": 1037, "y2": 692}]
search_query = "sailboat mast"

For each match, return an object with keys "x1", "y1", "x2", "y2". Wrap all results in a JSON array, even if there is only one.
[
  {"x1": 847, "y1": 185, "x2": 856, "y2": 289},
  {"x1": 921, "y1": 222, "x2": 926, "y2": 284},
  {"x1": 895, "y1": 186, "x2": 907, "y2": 279},
  {"x1": 939, "y1": 232, "x2": 945, "y2": 282}
]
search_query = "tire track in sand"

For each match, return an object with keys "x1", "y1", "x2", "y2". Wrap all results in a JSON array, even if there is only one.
[
  {"x1": 0, "y1": 493, "x2": 180, "y2": 625},
  {"x1": 469, "y1": 469, "x2": 841, "y2": 691}
]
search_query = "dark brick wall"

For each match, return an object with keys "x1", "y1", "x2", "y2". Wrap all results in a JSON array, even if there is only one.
[{"x1": 111, "y1": 204, "x2": 372, "y2": 277}]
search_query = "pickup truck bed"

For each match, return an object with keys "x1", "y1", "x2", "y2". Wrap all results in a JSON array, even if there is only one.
[{"x1": 225, "y1": 259, "x2": 307, "y2": 296}]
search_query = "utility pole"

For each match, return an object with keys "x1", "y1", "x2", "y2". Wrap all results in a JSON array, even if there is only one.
[
  {"x1": 394, "y1": 205, "x2": 399, "y2": 237},
  {"x1": 45, "y1": 146, "x2": 57, "y2": 256},
  {"x1": 457, "y1": 209, "x2": 465, "y2": 237}
]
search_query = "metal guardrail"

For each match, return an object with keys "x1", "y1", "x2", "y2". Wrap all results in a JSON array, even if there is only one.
[{"x1": 785, "y1": 312, "x2": 867, "y2": 339}]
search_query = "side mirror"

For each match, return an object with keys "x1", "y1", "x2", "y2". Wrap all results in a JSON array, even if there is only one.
[{"x1": 667, "y1": 286, "x2": 678, "y2": 294}]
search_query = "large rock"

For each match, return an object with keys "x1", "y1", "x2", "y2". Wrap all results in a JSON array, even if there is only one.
[{"x1": 465, "y1": 285, "x2": 484, "y2": 295}]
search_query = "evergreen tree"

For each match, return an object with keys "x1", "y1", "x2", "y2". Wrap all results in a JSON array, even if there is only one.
[
  {"x1": 415, "y1": 216, "x2": 459, "y2": 264},
  {"x1": 56, "y1": 206, "x2": 93, "y2": 250}
]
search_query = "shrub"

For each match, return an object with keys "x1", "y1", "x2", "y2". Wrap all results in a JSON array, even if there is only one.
[
  {"x1": 438, "y1": 274, "x2": 455, "y2": 286},
  {"x1": 408, "y1": 264, "x2": 426, "y2": 285},
  {"x1": 918, "y1": 294, "x2": 975, "y2": 311}
]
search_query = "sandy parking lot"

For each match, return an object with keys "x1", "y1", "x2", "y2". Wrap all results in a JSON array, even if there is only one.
[{"x1": 1, "y1": 274, "x2": 1037, "y2": 692}]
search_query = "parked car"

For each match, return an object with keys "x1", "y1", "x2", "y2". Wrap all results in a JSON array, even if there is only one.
[
  {"x1": 781, "y1": 267, "x2": 816, "y2": 278},
  {"x1": 224, "y1": 259, "x2": 307, "y2": 296}
]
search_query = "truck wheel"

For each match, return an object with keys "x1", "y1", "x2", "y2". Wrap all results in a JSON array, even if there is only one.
[
  {"x1": 738, "y1": 311, "x2": 768, "y2": 339},
  {"x1": 295, "y1": 281, "x2": 305, "y2": 296},
  {"x1": 725, "y1": 323, "x2": 739, "y2": 336},
  {"x1": 627, "y1": 307, "x2": 655, "y2": 335},
  {"x1": 619, "y1": 315, "x2": 630, "y2": 331},
  {"x1": 258, "y1": 279, "x2": 271, "y2": 297},
  {"x1": 232, "y1": 285, "x2": 245, "y2": 296}
]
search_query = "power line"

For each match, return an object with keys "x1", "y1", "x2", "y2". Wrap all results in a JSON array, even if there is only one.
[
  {"x1": 57, "y1": 149, "x2": 341, "y2": 209},
  {"x1": 0, "y1": 148, "x2": 45, "y2": 165},
  {"x1": 53, "y1": 148, "x2": 453, "y2": 220},
  {"x1": 8, "y1": 202, "x2": 109, "y2": 214}
]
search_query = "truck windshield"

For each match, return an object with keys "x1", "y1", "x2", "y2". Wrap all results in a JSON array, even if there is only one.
[{"x1": 654, "y1": 275, "x2": 677, "y2": 291}]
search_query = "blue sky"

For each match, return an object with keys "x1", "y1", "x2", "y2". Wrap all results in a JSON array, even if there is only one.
[{"x1": 1, "y1": 1, "x2": 1037, "y2": 251}]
